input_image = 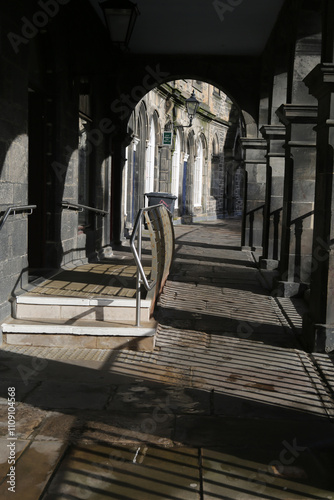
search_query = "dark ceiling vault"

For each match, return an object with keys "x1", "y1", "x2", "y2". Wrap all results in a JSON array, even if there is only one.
[{"x1": 89, "y1": 0, "x2": 285, "y2": 56}]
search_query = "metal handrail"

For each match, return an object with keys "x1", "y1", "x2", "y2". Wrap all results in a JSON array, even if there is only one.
[
  {"x1": 0, "y1": 205, "x2": 37, "y2": 231},
  {"x1": 61, "y1": 201, "x2": 108, "y2": 216},
  {"x1": 130, "y1": 204, "x2": 161, "y2": 326}
]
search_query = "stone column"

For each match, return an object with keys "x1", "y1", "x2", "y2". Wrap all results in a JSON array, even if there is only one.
[
  {"x1": 303, "y1": 63, "x2": 334, "y2": 352},
  {"x1": 240, "y1": 138, "x2": 267, "y2": 250},
  {"x1": 181, "y1": 153, "x2": 189, "y2": 220},
  {"x1": 111, "y1": 131, "x2": 128, "y2": 245},
  {"x1": 276, "y1": 104, "x2": 318, "y2": 296},
  {"x1": 259, "y1": 125, "x2": 285, "y2": 268}
]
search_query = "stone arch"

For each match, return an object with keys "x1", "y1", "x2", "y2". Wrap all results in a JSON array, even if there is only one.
[
  {"x1": 212, "y1": 134, "x2": 219, "y2": 157},
  {"x1": 109, "y1": 58, "x2": 260, "y2": 138},
  {"x1": 193, "y1": 133, "x2": 206, "y2": 208},
  {"x1": 133, "y1": 102, "x2": 148, "y2": 216},
  {"x1": 241, "y1": 110, "x2": 258, "y2": 138},
  {"x1": 171, "y1": 128, "x2": 182, "y2": 211},
  {"x1": 183, "y1": 130, "x2": 196, "y2": 218},
  {"x1": 210, "y1": 134, "x2": 221, "y2": 202},
  {"x1": 151, "y1": 110, "x2": 161, "y2": 192},
  {"x1": 198, "y1": 132, "x2": 208, "y2": 160},
  {"x1": 145, "y1": 114, "x2": 156, "y2": 194}
]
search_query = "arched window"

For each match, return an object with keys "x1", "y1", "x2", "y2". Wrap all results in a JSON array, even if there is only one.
[
  {"x1": 145, "y1": 117, "x2": 155, "y2": 195},
  {"x1": 211, "y1": 135, "x2": 220, "y2": 197},
  {"x1": 212, "y1": 135, "x2": 219, "y2": 158},
  {"x1": 171, "y1": 129, "x2": 181, "y2": 209},
  {"x1": 194, "y1": 138, "x2": 203, "y2": 207}
]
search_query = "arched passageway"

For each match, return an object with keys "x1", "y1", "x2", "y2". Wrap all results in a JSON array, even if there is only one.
[
  {"x1": 121, "y1": 79, "x2": 248, "y2": 236},
  {"x1": 1, "y1": 1, "x2": 334, "y2": 496},
  {"x1": 1, "y1": 0, "x2": 334, "y2": 356}
]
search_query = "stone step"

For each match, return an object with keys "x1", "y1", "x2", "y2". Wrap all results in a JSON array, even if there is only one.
[
  {"x1": 14, "y1": 294, "x2": 152, "y2": 323},
  {"x1": 1, "y1": 317, "x2": 157, "y2": 350}
]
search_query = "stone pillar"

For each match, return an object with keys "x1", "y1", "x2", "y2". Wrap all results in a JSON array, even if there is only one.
[
  {"x1": 240, "y1": 138, "x2": 267, "y2": 250},
  {"x1": 303, "y1": 63, "x2": 334, "y2": 352},
  {"x1": 233, "y1": 163, "x2": 244, "y2": 217},
  {"x1": 111, "y1": 132, "x2": 128, "y2": 245},
  {"x1": 181, "y1": 153, "x2": 189, "y2": 219},
  {"x1": 260, "y1": 125, "x2": 286, "y2": 267},
  {"x1": 276, "y1": 104, "x2": 318, "y2": 296}
]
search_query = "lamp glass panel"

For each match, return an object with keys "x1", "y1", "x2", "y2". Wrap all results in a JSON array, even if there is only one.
[
  {"x1": 105, "y1": 9, "x2": 132, "y2": 42},
  {"x1": 187, "y1": 100, "x2": 199, "y2": 118}
]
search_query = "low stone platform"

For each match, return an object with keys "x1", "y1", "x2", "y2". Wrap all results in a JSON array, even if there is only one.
[
  {"x1": 2, "y1": 255, "x2": 156, "y2": 349},
  {"x1": 1, "y1": 318, "x2": 156, "y2": 349},
  {"x1": 23, "y1": 262, "x2": 142, "y2": 300}
]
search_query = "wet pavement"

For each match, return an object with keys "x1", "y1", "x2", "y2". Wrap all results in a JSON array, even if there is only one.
[{"x1": 0, "y1": 219, "x2": 334, "y2": 499}]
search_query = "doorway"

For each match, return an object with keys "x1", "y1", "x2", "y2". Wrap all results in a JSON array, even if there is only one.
[{"x1": 28, "y1": 89, "x2": 47, "y2": 274}]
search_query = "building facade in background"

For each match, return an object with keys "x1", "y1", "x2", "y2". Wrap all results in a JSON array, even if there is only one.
[{"x1": 123, "y1": 80, "x2": 244, "y2": 232}]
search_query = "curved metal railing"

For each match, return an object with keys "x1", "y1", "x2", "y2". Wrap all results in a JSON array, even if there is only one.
[
  {"x1": 0, "y1": 205, "x2": 37, "y2": 231},
  {"x1": 130, "y1": 205, "x2": 161, "y2": 326},
  {"x1": 61, "y1": 201, "x2": 108, "y2": 216}
]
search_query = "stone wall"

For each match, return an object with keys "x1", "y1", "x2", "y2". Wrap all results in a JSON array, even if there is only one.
[
  {"x1": 0, "y1": 0, "x2": 113, "y2": 324},
  {"x1": 0, "y1": 2, "x2": 30, "y2": 320}
]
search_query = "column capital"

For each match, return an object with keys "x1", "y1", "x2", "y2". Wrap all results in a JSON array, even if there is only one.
[
  {"x1": 260, "y1": 125, "x2": 286, "y2": 158},
  {"x1": 132, "y1": 135, "x2": 140, "y2": 151},
  {"x1": 239, "y1": 137, "x2": 267, "y2": 149},
  {"x1": 276, "y1": 104, "x2": 318, "y2": 126},
  {"x1": 240, "y1": 137, "x2": 266, "y2": 164},
  {"x1": 304, "y1": 63, "x2": 334, "y2": 99},
  {"x1": 259, "y1": 124, "x2": 286, "y2": 140}
]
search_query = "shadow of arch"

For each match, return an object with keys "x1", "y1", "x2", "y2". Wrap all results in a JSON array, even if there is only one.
[{"x1": 0, "y1": 134, "x2": 29, "y2": 189}]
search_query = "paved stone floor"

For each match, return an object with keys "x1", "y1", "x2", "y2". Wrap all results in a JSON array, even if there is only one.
[
  {"x1": 1, "y1": 219, "x2": 334, "y2": 499},
  {"x1": 26, "y1": 262, "x2": 149, "y2": 299}
]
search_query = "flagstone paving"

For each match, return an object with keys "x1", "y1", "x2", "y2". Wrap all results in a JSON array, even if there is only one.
[{"x1": 0, "y1": 219, "x2": 334, "y2": 499}]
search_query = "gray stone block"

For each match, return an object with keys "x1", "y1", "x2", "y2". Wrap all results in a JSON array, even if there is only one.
[
  {"x1": 7, "y1": 135, "x2": 28, "y2": 182},
  {"x1": 274, "y1": 280, "x2": 309, "y2": 298},
  {"x1": 0, "y1": 276, "x2": 13, "y2": 304},
  {"x1": 0, "y1": 301, "x2": 11, "y2": 328},
  {"x1": 303, "y1": 312, "x2": 334, "y2": 353},
  {"x1": 0, "y1": 182, "x2": 14, "y2": 205},
  {"x1": 11, "y1": 220, "x2": 27, "y2": 258},
  {"x1": 313, "y1": 325, "x2": 334, "y2": 353},
  {"x1": 293, "y1": 180, "x2": 315, "y2": 203},
  {"x1": 0, "y1": 233, "x2": 11, "y2": 259},
  {"x1": 271, "y1": 178, "x2": 284, "y2": 197},
  {"x1": 13, "y1": 183, "x2": 28, "y2": 205},
  {"x1": 259, "y1": 258, "x2": 279, "y2": 270},
  {"x1": 246, "y1": 182, "x2": 266, "y2": 201}
]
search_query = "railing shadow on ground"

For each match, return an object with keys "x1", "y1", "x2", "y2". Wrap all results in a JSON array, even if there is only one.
[
  {"x1": 270, "y1": 207, "x2": 283, "y2": 261},
  {"x1": 0, "y1": 343, "x2": 333, "y2": 499},
  {"x1": 155, "y1": 298, "x2": 299, "y2": 350},
  {"x1": 242, "y1": 205, "x2": 265, "y2": 249},
  {"x1": 1, "y1": 219, "x2": 332, "y2": 497},
  {"x1": 172, "y1": 251, "x2": 256, "y2": 268},
  {"x1": 290, "y1": 211, "x2": 314, "y2": 282}
]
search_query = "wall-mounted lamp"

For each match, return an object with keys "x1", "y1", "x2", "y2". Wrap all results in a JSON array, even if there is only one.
[
  {"x1": 185, "y1": 90, "x2": 200, "y2": 127},
  {"x1": 101, "y1": 0, "x2": 139, "y2": 48},
  {"x1": 175, "y1": 90, "x2": 200, "y2": 128}
]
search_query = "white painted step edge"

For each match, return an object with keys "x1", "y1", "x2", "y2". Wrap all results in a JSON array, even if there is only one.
[
  {"x1": 1, "y1": 323, "x2": 155, "y2": 337},
  {"x1": 16, "y1": 296, "x2": 151, "y2": 308}
]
